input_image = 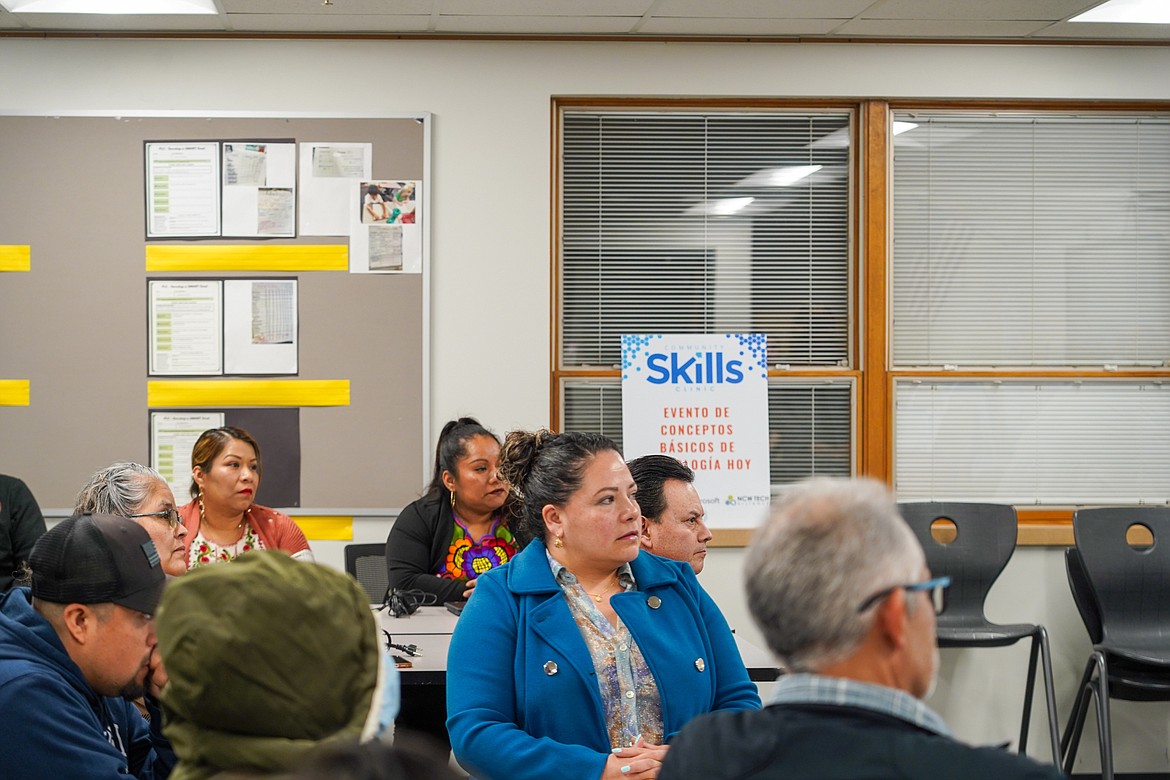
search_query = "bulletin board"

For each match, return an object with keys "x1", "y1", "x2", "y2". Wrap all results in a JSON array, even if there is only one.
[{"x1": 0, "y1": 113, "x2": 429, "y2": 512}]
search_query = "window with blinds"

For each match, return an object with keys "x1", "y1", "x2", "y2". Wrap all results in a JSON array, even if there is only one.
[
  {"x1": 892, "y1": 113, "x2": 1170, "y2": 368},
  {"x1": 891, "y1": 111, "x2": 1170, "y2": 506},
  {"x1": 561, "y1": 110, "x2": 852, "y2": 369},
  {"x1": 562, "y1": 377, "x2": 854, "y2": 489},
  {"x1": 558, "y1": 107, "x2": 856, "y2": 492},
  {"x1": 895, "y1": 380, "x2": 1170, "y2": 504}
]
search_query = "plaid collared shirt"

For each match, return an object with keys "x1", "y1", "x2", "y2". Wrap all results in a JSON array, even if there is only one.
[{"x1": 768, "y1": 673, "x2": 952, "y2": 737}]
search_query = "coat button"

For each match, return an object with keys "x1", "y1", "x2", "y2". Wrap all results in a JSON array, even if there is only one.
[
  {"x1": 695, "y1": 658, "x2": 706, "y2": 672},
  {"x1": 647, "y1": 596, "x2": 662, "y2": 609},
  {"x1": 544, "y1": 661, "x2": 558, "y2": 676}
]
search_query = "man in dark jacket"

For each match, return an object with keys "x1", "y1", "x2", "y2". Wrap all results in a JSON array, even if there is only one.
[
  {"x1": 0, "y1": 473, "x2": 46, "y2": 591},
  {"x1": 0, "y1": 513, "x2": 173, "y2": 779},
  {"x1": 660, "y1": 477, "x2": 1064, "y2": 780}
]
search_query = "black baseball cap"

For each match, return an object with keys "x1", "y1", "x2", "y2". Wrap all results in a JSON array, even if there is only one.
[{"x1": 30, "y1": 513, "x2": 166, "y2": 615}]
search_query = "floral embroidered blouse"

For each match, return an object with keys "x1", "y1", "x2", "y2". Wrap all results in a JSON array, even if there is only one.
[
  {"x1": 437, "y1": 513, "x2": 516, "y2": 582},
  {"x1": 188, "y1": 523, "x2": 263, "y2": 569},
  {"x1": 548, "y1": 551, "x2": 664, "y2": 748}
]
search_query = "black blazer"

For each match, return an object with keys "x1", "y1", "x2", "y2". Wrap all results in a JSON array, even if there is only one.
[{"x1": 384, "y1": 493, "x2": 466, "y2": 603}]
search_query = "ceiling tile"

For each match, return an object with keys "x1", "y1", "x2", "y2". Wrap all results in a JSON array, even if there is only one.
[
  {"x1": 223, "y1": 0, "x2": 432, "y2": 12},
  {"x1": 438, "y1": 0, "x2": 654, "y2": 15},
  {"x1": 227, "y1": 12, "x2": 432, "y2": 32},
  {"x1": 861, "y1": 0, "x2": 1100, "y2": 22},
  {"x1": 1032, "y1": 20, "x2": 1170, "y2": 39},
  {"x1": 2, "y1": 13, "x2": 228, "y2": 30},
  {"x1": 639, "y1": 16, "x2": 843, "y2": 36},
  {"x1": 653, "y1": 0, "x2": 870, "y2": 18},
  {"x1": 834, "y1": 18, "x2": 1054, "y2": 37},
  {"x1": 435, "y1": 13, "x2": 640, "y2": 33}
]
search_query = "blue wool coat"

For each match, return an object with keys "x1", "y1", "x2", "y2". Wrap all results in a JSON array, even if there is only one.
[{"x1": 447, "y1": 543, "x2": 760, "y2": 780}]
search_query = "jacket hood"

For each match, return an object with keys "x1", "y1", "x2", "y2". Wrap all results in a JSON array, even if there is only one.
[
  {"x1": 157, "y1": 552, "x2": 380, "y2": 780},
  {"x1": 0, "y1": 588, "x2": 98, "y2": 704}
]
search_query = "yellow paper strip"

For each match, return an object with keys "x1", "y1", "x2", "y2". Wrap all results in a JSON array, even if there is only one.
[
  {"x1": 145, "y1": 245, "x2": 348, "y2": 272},
  {"x1": 147, "y1": 380, "x2": 350, "y2": 408},
  {"x1": 0, "y1": 246, "x2": 31, "y2": 272},
  {"x1": 0, "y1": 380, "x2": 31, "y2": 406},
  {"x1": 294, "y1": 516, "x2": 354, "y2": 542}
]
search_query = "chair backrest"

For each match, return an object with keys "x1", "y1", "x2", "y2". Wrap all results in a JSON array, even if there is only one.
[
  {"x1": 344, "y1": 543, "x2": 389, "y2": 605},
  {"x1": 1073, "y1": 507, "x2": 1170, "y2": 647},
  {"x1": 1064, "y1": 546, "x2": 1104, "y2": 644},
  {"x1": 897, "y1": 502, "x2": 1018, "y2": 627}
]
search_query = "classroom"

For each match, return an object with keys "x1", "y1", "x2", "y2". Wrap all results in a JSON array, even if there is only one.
[{"x1": 2, "y1": 3, "x2": 1169, "y2": 776}]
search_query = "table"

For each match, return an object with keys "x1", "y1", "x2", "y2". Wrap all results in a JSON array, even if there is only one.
[{"x1": 376, "y1": 606, "x2": 780, "y2": 685}]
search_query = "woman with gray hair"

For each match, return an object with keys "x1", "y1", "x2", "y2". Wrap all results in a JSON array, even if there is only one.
[{"x1": 75, "y1": 462, "x2": 188, "y2": 578}]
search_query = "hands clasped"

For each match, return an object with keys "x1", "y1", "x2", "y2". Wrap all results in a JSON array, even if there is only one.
[{"x1": 603, "y1": 737, "x2": 669, "y2": 780}]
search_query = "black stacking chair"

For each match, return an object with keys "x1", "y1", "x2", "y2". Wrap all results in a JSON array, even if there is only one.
[
  {"x1": 344, "y1": 542, "x2": 389, "y2": 605},
  {"x1": 898, "y1": 502, "x2": 1061, "y2": 763},
  {"x1": 1061, "y1": 508, "x2": 1170, "y2": 779}
]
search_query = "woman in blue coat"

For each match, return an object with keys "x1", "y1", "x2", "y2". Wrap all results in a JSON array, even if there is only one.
[{"x1": 447, "y1": 430, "x2": 759, "y2": 780}]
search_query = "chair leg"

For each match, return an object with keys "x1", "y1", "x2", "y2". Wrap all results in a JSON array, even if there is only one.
[
  {"x1": 1018, "y1": 628, "x2": 1061, "y2": 765},
  {"x1": 1018, "y1": 632, "x2": 1040, "y2": 754},
  {"x1": 1060, "y1": 658, "x2": 1095, "y2": 775},
  {"x1": 1036, "y1": 627, "x2": 1062, "y2": 765},
  {"x1": 1092, "y1": 652, "x2": 1113, "y2": 780}
]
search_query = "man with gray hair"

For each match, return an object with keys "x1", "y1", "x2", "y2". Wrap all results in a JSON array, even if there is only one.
[{"x1": 660, "y1": 477, "x2": 1063, "y2": 780}]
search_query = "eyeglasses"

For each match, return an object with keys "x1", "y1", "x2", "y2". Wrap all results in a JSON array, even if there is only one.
[
  {"x1": 129, "y1": 507, "x2": 183, "y2": 531},
  {"x1": 856, "y1": 576, "x2": 951, "y2": 616}
]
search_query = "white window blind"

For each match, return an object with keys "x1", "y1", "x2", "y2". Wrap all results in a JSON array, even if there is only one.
[
  {"x1": 561, "y1": 110, "x2": 852, "y2": 369},
  {"x1": 562, "y1": 377, "x2": 853, "y2": 489},
  {"x1": 895, "y1": 380, "x2": 1170, "y2": 504},
  {"x1": 892, "y1": 113, "x2": 1170, "y2": 367}
]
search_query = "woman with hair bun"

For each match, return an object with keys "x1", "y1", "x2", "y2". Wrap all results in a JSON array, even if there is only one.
[
  {"x1": 177, "y1": 426, "x2": 312, "y2": 568},
  {"x1": 385, "y1": 417, "x2": 516, "y2": 604},
  {"x1": 446, "y1": 430, "x2": 759, "y2": 780}
]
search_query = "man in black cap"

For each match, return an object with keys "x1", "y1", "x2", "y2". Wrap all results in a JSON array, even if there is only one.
[{"x1": 0, "y1": 513, "x2": 174, "y2": 779}]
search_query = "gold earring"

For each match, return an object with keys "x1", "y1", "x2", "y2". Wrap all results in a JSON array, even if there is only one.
[
  {"x1": 197, "y1": 493, "x2": 206, "y2": 525},
  {"x1": 553, "y1": 536, "x2": 564, "y2": 549},
  {"x1": 450, "y1": 491, "x2": 456, "y2": 509}
]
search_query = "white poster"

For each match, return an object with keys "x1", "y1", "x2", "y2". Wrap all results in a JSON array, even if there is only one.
[
  {"x1": 151, "y1": 411, "x2": 224, "y2": 504},
  {"x1": 349, "y1": 179, "x2": 422, "y2": 274},
  {"x1": 621, "y1": 333, "x2": 771, "y2": 528},
  {"x1": 221, "y1": 142, "x2": 296, "y2": 238},
  {"x1": 146, "y1": 142, "x2": 220, "y2": 238},
  {"x1": 299, "y1": 142, "x2": 372, "y2": 236},
  {"x1": 148, "y1": 280, "x2": 223, "y2": 376},
  {"x1": 223, "y1": 279, "x2": 298, "y2": 375}
]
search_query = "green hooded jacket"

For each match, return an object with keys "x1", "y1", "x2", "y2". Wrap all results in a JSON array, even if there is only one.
[{"x1": 157, "y1": 551, "x2": 381, "y2": 780}]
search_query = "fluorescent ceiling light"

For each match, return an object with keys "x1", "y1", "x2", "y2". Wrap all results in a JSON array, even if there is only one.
[
  {"x1": 0, "y1": 0, "x2": 216, "y2": 13},
  {"x1": 810, "y1": 122, "x2": 914, "y2": 150},
  {"x1": 684, "y1": 197, "x2": 755, "y2": 217},
  {"x1": 1071, "y1": 0, "x2": 1170, "y2": 23},
  {"x1": 736, "y1": 165, "x2": 822, "y2": 187}
]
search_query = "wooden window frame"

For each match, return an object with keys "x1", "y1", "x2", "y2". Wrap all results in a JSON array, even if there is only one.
[{"x1": 552, "y1": 97, "x2": 1170, "y2": 546}]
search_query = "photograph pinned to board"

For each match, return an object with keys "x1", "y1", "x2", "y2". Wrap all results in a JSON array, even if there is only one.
[
  {"x1": 221, "y1": 141, "x2": 297, "y2": 238},
  {"x1": 299, "y1": 142, "x2": 372, "y2": 236},
  {"x1": 223, "y1": 278, "x2": 298, "y2": 375},
  {"x1": 145, "y1": 141, "x2": 221, "y2": 239},
  {"x1": 349, "y1": 179, "x2": 422, "y2": 274}
]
